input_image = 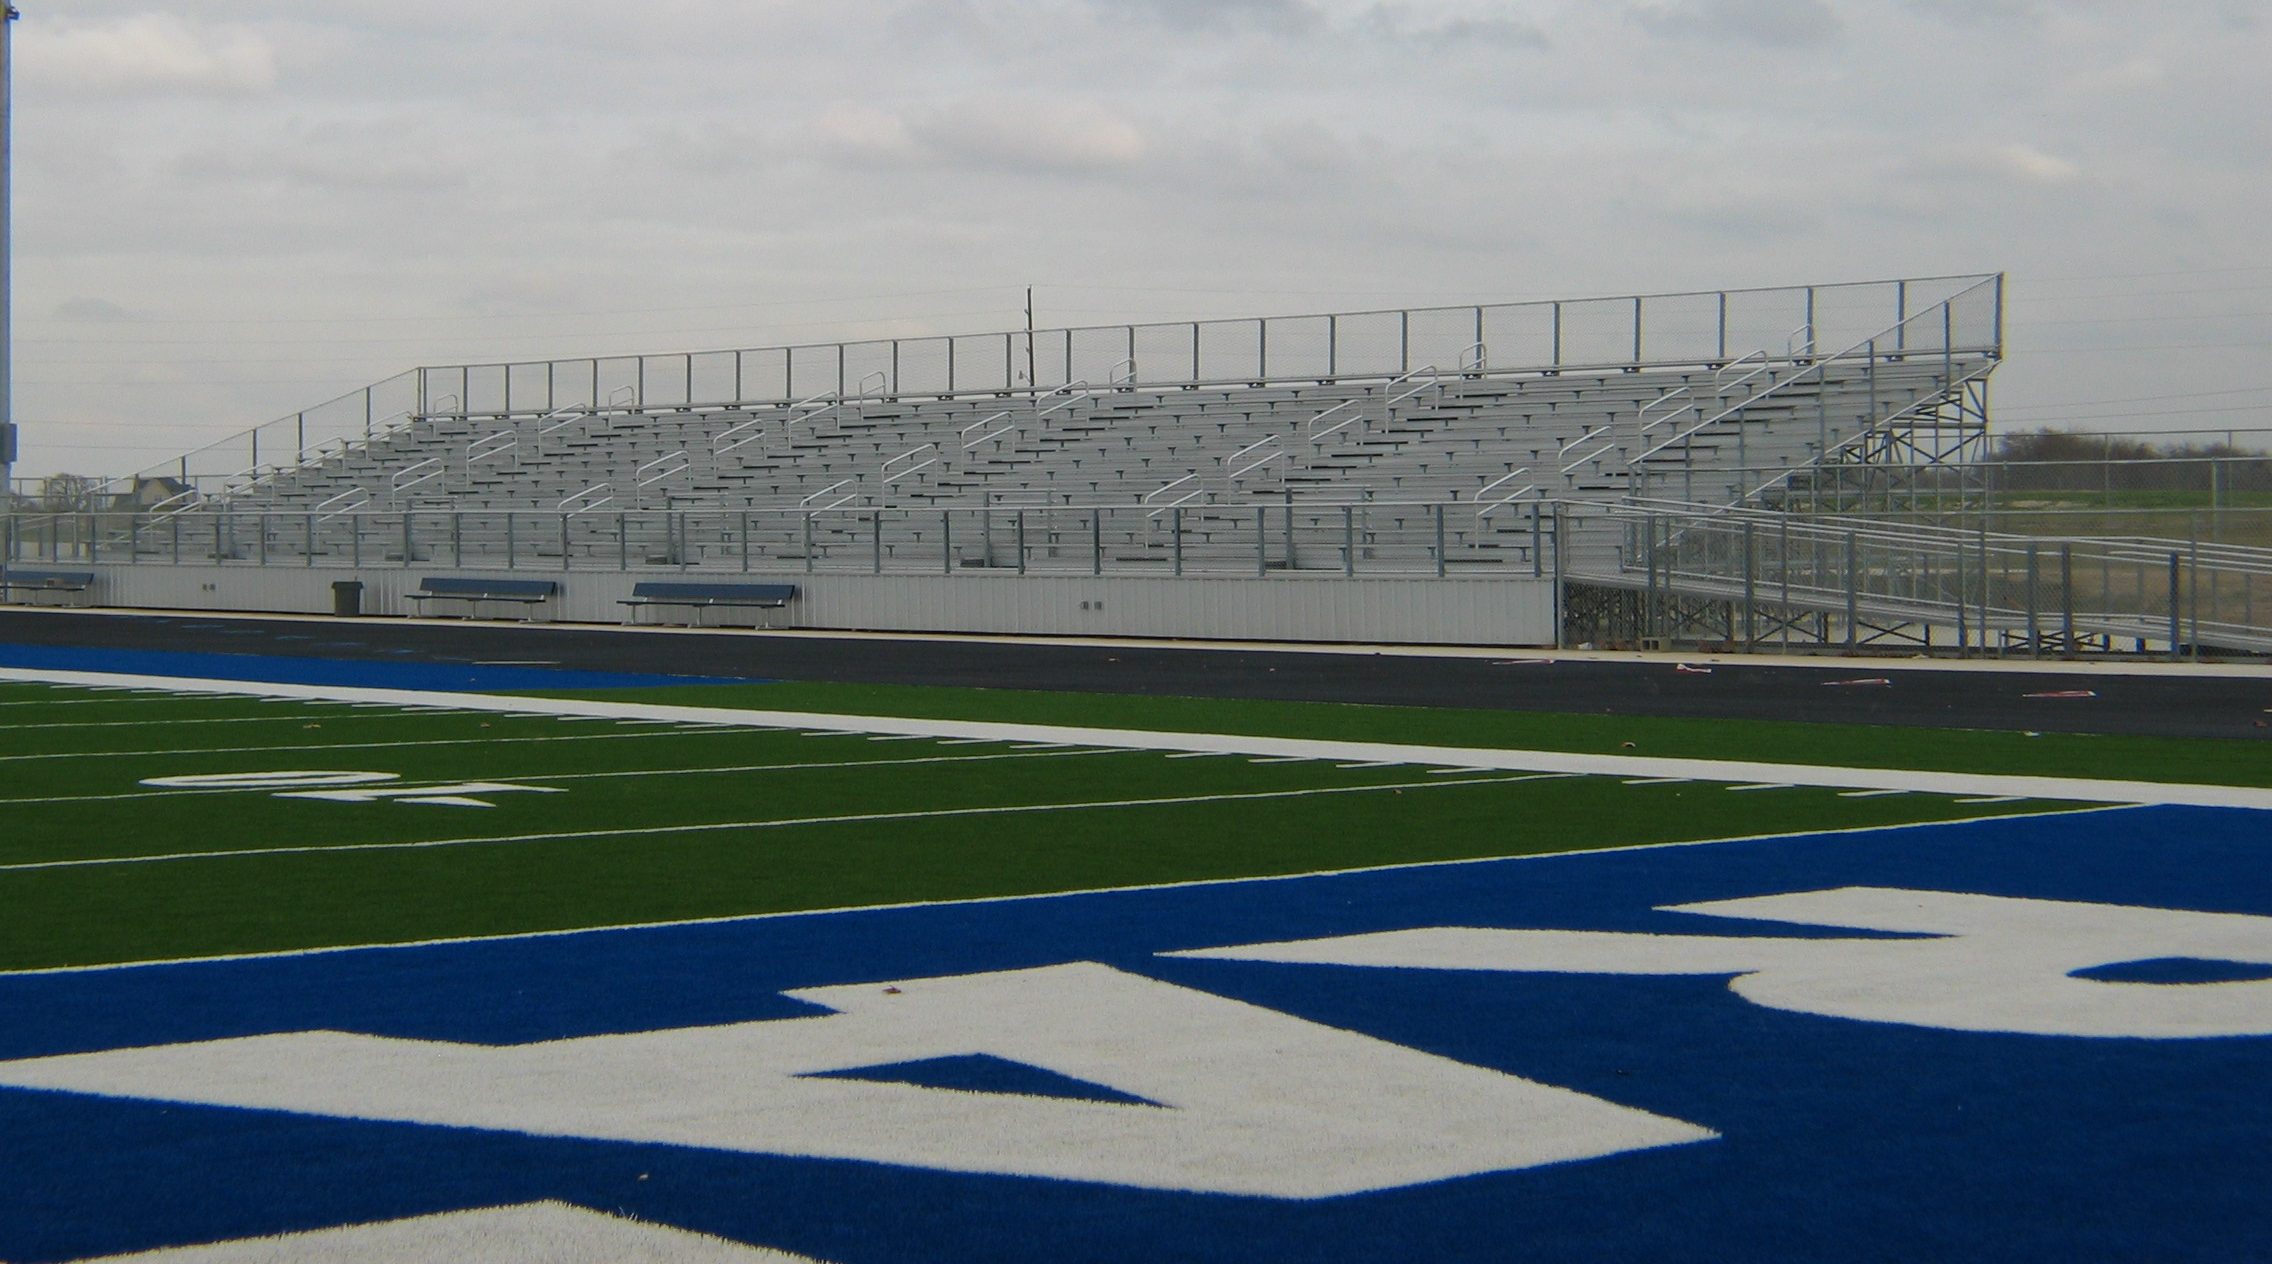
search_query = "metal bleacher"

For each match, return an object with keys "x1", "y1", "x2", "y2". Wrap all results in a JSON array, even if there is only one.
[{"x1": 161, "y1": 274, "x2": 2002, "y2": 579}]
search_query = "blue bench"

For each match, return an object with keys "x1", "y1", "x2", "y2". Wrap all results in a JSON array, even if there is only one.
[
  {"x1": 408, "y1": 576, "x2": 558, "y2": 621},
  {"x1": 620, "y1": 581, "x2": 798, "y2": 627},
  {"x1": 0, "y1": 568, "x2": 98, "y2": 607}
]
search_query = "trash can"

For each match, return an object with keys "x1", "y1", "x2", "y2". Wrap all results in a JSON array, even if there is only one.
[{"x1": 331, "y1": 580, "x2": 363, "y2": 617}]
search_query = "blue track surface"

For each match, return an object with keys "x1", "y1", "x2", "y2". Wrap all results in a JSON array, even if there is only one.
[
  {"x1": 0, "y1": 640, "x2": 752, "y2": 692},
  {"x1": 4, "y1": 806, "x2": 2269, "y2": 1262}
]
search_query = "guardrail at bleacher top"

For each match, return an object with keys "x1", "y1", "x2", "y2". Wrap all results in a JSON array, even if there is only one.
[{"x1": 121, "y1": 274, "x2": 2004, "y2": 501}]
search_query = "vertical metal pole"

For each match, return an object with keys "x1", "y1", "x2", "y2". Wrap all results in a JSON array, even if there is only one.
[
  {"x1": 1091, "y1": 508, "x2": 1102, "y2": 576},
  {"x1": 1282, "y1": 491, "x2": 1294, "y2": 565},
  {"x1": 617, "y1": 512, "x2": 628, "y2": 571},
  {"x1": 452, "y1": 511, "x2": 462, "y2": 567},
  {"x1": 941, "y1": 510, "x2": 951, "y2": 575},
  {"x1": 2189, "y1": 522, "x2": 2201, "y2": 661},
  {"x1": 2025, "y1": 542, "x2": 2040, "y2": 657},
  {"x1": 1530, "y1": 503, "x2": 1542, "y2": 578},
  {"x1": 1434, "y1": 504, "x2": 1446, "y2": 578},
  {"x1": 1400, "y1": 312, "x2": 1411, "y2": 374},
  {"x1": 1716, "y1": 292, "x2": 1728, "y2": 361},
  {"x1": 1955, "y1": 538, "x2": 1969, "y2": 656},
  {"x1": 2060, "y1": 544, "x2": 2075, "y2": 656},
  {"x1": 303, "y1": 513, "x2": 313, "y2": 568},
  {"x1": 1778, "y1": 514, "x2": 1791, "y2": 652},
  {"x1": 1844, "y1": 530, "x2": 1858, "y2": 651},
  {"x1": 2167, "y1": 552, "x2": 2182, "y2": 662},
  {"x1": 873, "y1": 510, "x2": 883, "y2": 574},
  {"x1": 1327, "y1": 314, "x2": 1338, "y2": 377},
  {"x1": 803, "y1": 514, "x2": 814, "y2": 573},
  {"x1": 1643, "y1": 512, "x2": 1658, "y2": 640},
  {"x1": 1345, "y1": 506, "x2": 1356, "y2": 577},
  {"x1": 1631, "y1": 296, "x2": 1643, "y2": 364},
  {"x1": 1993, "y1": 272, "x2": 2006, "y2": 352},
  {"x1": 739, "y1": 510, "x2": 750, "y2": 573},
  {"x1": 1551, "y1": 503, "x2": 1566, "y2": 649},
  {"x1": 1172, "y1": 506, "x2": 1183, "y2": 576},
  {"x1": 558, "y1": 512, "x2": 569, "y2": 572},
  {"x1": 1016, "y1": 510, "x2": 1027, "y2": 575},
  {"x1": 1741, "y1": 519, "x2": 1756, "y2": 649},
  {"x1": 504, "y1": 512, "x2": 514, "y2": 570},
  {"x1": 1256, "y1": 506, "x2": 1267, "y2": 577},
  {"x1": 1551, "y1": 303, "x2": 1562, "y2": 369},
  {"x1": 1895, "y1": 280, "x2": 1908, "y2": 353}
]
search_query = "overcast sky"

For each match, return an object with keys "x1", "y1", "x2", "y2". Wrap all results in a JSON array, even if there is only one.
[{"x1": 9, "y1": 0, "x2": 2271, "y2": 478}]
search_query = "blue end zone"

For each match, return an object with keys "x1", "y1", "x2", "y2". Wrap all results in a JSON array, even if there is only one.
[
  {"x1": 3, "y1": 805, "x2": 2269, "y2": 1262},
  {"x1": 0, "y1": 641, "x2": 753, "y2": 692}
]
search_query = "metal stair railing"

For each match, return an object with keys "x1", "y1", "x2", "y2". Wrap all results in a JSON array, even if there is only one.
[
  {"x1": 1566, "y1": 496, "x2": 2272, "y2": 655},
  {"x1": 960, "y1": 410, "x2": 1018, "y2": 451},
  {"x1": 1631, "y1": 275, "x2": 2002, "y2": 472},
  {"x1": 1728, "y1": 352, "x2": 2001, "y2": 506},
  {"x1": 558, "y1": 483, "x2": 614, "y2": 515},
  {"x1": 1474, "y1": 468, "x2": 1538, "y2": 522}
]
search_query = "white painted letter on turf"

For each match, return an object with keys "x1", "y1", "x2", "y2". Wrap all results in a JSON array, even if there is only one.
[
  {"x1": 1169, "y1": 888, "x2": 2272, "y2": 1039},
  {"x1": 0, "y1": 963, "x2": 1711, "y2": 1198}
]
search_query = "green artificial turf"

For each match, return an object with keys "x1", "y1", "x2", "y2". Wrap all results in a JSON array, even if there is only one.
[
  {"x1": 0, "y1": 683, "x2": 2068, "y2": 970},
  {"x1": 548, "y1": 679, "x2": 2272, "y2": 789}
]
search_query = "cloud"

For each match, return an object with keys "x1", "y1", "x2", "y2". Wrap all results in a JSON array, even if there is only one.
[
  {"x1": 51, "y1": 297, "x2": 143, "y2": 322},
  {"x1": 28, "y1": 13, "x2": 278, "y2": 96},
  {"x1": 815, "y1": 97, "x2": 1149, "y2": 176},
  {"x1": 1902, "y1": 142, "x2": 2083, "y2": 192},
  {"x1": 1359, "y1": 5, "x2": 1552, "y2": 49},
  {"x1": 1990, "y1": 143, "x2": 2082, "y2": 185},
  {"x1": 1107, "y1": 0, "x2": 1324, "y2": 34},
  {"x1": 1632, "y1": 0, "x2": 1843, "y2": 48}
]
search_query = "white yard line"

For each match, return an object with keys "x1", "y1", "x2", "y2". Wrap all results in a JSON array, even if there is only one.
[
  {"x1": 0, "y1": 773, "x2": 1548, "y2": 874},
  {"x1": 0, "y1": 696, "x2": 220, "y2": 708},
  {"x1": 3, "y1": 664, "x2": 2270, "y2": 810},
  {"x1": 0, "y1": 710, "x2": 415, "y2": 733},
  {"x1": 0, "y1": 802, "x2": 2123, "y2": 979},
  {"x1": 0, "y1": 746, "x2": 1134, "y2": 809},
  {"x1": 0, "y1": 728, "x2": 707, "y2": 765}
]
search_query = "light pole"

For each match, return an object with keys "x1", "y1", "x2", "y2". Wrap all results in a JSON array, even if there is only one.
[{"x1": 0, "y1": 6, "x2": 18, "y2": 509}]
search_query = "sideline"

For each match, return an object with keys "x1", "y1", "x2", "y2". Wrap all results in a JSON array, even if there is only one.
[{"x1": 6, "y1": 665, "x2": 2272, "y2": 809}]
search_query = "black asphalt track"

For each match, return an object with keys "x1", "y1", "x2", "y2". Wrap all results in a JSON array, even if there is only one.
[{"x1": 2, "y1": 608, "x2": 2268, "y2": 741}]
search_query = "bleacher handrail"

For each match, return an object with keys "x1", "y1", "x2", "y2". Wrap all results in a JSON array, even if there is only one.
[
  {"x1": 389, "y1": 458, "x2": 443, "y2": 503},
  {"x1": 1474, "y1": 468, "x2": 1537, "y2": 521},
  {"x1": 960, "y1": 410, "x2": 1016, "y2": 450},
  {"x1": 312, "y1": 487, "x2": 370, "y2": 522},
  {"x1": 557, "y1": 483, "x2": 613, "y2": 515},
  {"x1": 1632, "y1": 276, "x2": 2002, "y2": 469},
  {"x1": 467, "y1": 430, "x2": 518, "y2": 469}
]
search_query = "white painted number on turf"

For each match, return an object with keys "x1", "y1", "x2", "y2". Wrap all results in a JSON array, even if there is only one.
[
  {"x1": 1171, "y1": 887, "x2": 2272, "y2": 1039},
  {"x1": 138, "y1": 770, "x2": 563, "y2": 809}
]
